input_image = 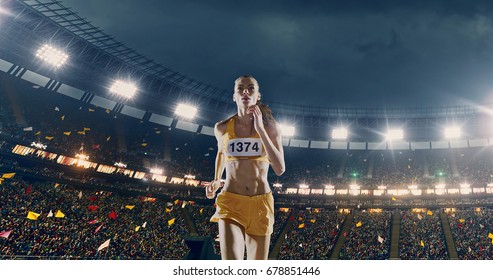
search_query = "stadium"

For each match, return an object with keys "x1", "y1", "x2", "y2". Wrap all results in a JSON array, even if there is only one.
[{"x1": 1, "y1": 0, "x2": 493, "y2": 261}]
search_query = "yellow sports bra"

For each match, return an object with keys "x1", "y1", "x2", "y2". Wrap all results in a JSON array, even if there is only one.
[{"x1": 223, "y1": 117, "x2": 269, "y2": 162}]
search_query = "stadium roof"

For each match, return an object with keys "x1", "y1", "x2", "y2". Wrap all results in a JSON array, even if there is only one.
[{"x1": 2, "y1": 0, "x2": 493, "y2": 142}]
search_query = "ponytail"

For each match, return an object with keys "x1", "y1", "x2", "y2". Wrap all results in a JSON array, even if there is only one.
[{"x1": 256, "y1": 100, "x2": 276, "y2": 127}]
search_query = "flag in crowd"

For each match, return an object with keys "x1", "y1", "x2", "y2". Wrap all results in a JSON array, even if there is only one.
[
  {"x1": 27, "y1": 211, "x2": 40, "y2": 220},
  {"x1": 108, "y1": 211, "x2": 118, "y2": 219},
  {"x1": 25, "y1": 185, "x2": 31, "y2": 195},
  {"x1": 378, "y1": 235, "x2": 384, "y2": 244},
  {"x1": 55, "y1": 210, "x2": 65, "y2": 218},
  {"x1": 0, "y1": 230, "x2": 12, "y2": 239},
  {"x1": 95, "y1": 224, "x2": 103, "y2": 233},
  {"x1": 1, "y1": 173, "x2": 16, "y2": 179},
  {"x1": 97, "y1": 239, "x2": 111, "y2": 251}
]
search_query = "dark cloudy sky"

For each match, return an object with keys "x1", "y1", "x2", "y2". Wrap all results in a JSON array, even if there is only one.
[{"x1": 59, "y1": 0, "x2": 493, "y2": 108}]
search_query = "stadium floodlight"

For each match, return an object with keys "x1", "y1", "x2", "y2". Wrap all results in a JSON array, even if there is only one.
[
  {"x1": 444, "y1": 126, "x2": 461, "y2": 139},
  {"x1": 332, "y1": 128, "x2": 348, "y2": 140},
  {"x1": 184, "y1": 174, "x2": 195, "y2": 179},
  {"x1": 460, "y1": 183, "x2": 471, "y2": 195},
  {"x1": 386, "y1": 129, "x2": 403, "y2": 141},
  {"x1": 109, "y1": 80, "x2": 137, "y2": 98},
  {"x1": 279, "y1": 124, "x2": 295, "y2": 137},
  {"x1": 377, "y1": 185, "x2": 387, "y2": 190},
  {"x1": 150, "y1": 168, "x2": 163, "y2": 175},
  {"x1": 0, "y1": 6, "x2": 11, "y2": 16},
  {"x1": 408, "y1": 185, "x2": 418, "y2": 189},
  {"x1": 35, "y1": 44, "x2": 68, "y2": 67},
  {"x1": 75, "y1": 153, "x2": 89, "y2": 160},
  {"x1": 349, "y1": 184, "x2": 360, "y2": 190},
  {"x1": 435, "y1": 183, "x2": 446, "y2": 189},
  {"x1": 299, "y1": 183, "x2": 309, "y2": 189},
  {"x1": 273, "y1": 183, "x2": 283, "y2": 188},
  {"x1": 410, "y1": 189, "x2": 422, "y2": 196},
  {"x1": 30, "y1": 142, "x2": 47, "y2": 150},
  {"x1": 324, "y1": 184, "x2": 335, "y2": 189},
  {"x1": 175, "y1": 103, "x2": 197, "y2": 119},
  {"x1": 75, "y1": 153, "x2": 89, "y2": 167},
  {"x1": 114, "y1": 162, "x2": 127, "y2": 168}
]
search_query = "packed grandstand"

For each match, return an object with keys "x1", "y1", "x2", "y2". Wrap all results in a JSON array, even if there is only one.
[{"x1": 1, "y1": 0, "x2": 493, "y2": 260}]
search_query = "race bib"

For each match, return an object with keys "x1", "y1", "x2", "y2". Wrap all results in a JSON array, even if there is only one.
[{"x1": 227, "y1": 138, "x2": 262, "y2": 157}]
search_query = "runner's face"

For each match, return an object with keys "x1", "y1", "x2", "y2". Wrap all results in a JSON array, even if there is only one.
[{"x1": 234, "y1": 78, "x2": 260, "y2": 107}]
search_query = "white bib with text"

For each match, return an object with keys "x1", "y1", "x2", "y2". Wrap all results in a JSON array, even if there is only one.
[{"x1": 227, "y1": 138, "x2": 262, "y2": 157}]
